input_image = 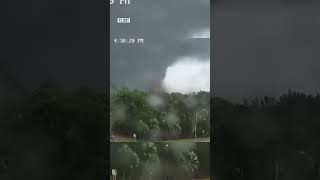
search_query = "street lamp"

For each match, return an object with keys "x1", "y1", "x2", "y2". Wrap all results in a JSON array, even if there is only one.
[
  {"x1": 194, "y1": 109, "x2": 208, "y2": 139},
  {"x1": 133, "y1": 133, "x2": 137, "y2": 141},
  {"x1": 112, "y1": 169, "x2": 117, "y2": 180},
  {"x1": 165, "y1": 144, "x2": 169, "y2": 180},
  {"x1": 194, "y1": 112, "x2": 198, "y2": 139},
  {"x1": 139, "y1": 120, "x2": 146, "y2": 140},
  {"x1": 165, "y1": 144, "x2": 169, "y2": 150}
]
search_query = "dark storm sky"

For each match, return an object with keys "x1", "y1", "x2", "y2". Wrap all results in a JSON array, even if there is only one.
[
  {"x1": 213, "y1": 0, "x2": 320, "y2": 101},
  {"x1": 110, "y1": 0, "x2": 210, "y2": 91},
  {"x1": 3, "y1": 0, "x2": 320, "y2": 101},
  {"x1": 2, "y1": 0, "x2": 210, "y2": 96}
]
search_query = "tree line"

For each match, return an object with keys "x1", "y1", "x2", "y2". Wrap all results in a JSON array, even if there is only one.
[
  {"x1": 111, "y1": 88, "x2": 210, "y2": 140},
  {"x1": 213, "y1": 90, "x2": 320, "y2": 180},
  {"x1": 0, "y1": 83, "x2": 107, "y2": 179}
]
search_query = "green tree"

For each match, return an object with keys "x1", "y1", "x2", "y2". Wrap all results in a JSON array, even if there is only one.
[
  {"x1": 180, "y1": 150, "x2": 199, "y2": 176},
  {"x1": 115, "y1": 144, "x2": 140, "y2": 180},
  {"x1": 132, "y1": 142, "x2": 160, "y2": 179}
]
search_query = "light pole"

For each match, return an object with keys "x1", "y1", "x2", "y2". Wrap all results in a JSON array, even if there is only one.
[
  {"x1": 195, "y1": 109, "x2": 208, "y2": 139},
  {"x1": 133, "y1": 133, "x2": 136, "y2": 141},
  {"x1": 203, "y1": 116, "x2": 208, "y2": 138},
  {"x1": 194, "y1": 112, "x2": 198, "y2": 139},
  {"x1": 139, "y1": 120, "x2": 145, "y2": 141},
  {"x1": 165, "y1": 144, "x2": 169, "y2": 180},
  {"x1": 165, "y1": 144, "x2": 169, "y2": 150},
  {"x1": 112, "y1": 169, "x2": 117, "y2": 180}
]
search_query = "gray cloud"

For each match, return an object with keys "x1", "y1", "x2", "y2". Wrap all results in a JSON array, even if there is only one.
[
  {"x1": 111, "y1": 0, "x2": 210, "y2": 91},
  {"x1": 212, "y1": 1, "x2": 320, "y2": 101}
]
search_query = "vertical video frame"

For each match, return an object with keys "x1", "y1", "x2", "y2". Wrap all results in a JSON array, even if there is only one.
[{"x1": 110, "y1": 0, "x2": 210, "y2": 179}]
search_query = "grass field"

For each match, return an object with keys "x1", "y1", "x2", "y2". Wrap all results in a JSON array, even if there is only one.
[
  {"x1": 163, "y1": 137, "x2": 210, "y2": 142},
  {"x1": 111, "y1": 134, "x2": 210, "y2": 142},
  {"x1": 111, "y1": 134, "x2": 135, "y2": 142}
]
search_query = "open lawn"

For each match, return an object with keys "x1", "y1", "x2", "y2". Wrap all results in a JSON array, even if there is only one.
[
  {"x1": 163, "y1": 137, "x2": 210, "y2": 142},
  {"x1": 111, "y1": 134, "x2": 210, "y2": 142},
  {"x1": 111, "y1": 134, "x2": 135, "y2": 142}
]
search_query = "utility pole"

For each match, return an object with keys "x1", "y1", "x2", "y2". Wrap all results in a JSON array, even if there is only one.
[
  {"x1": 194, "y1": 112, "x2": 198, "y2": 139},
  {"x1": 133, "y1": 133, "x2": 136, "y2": 141},
  {"x1": 112, "y1": 169, "x2": 117, "y2": 180},
  {"x1": 165, "y1": 144, "x2": 169, "y2": 180}
]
